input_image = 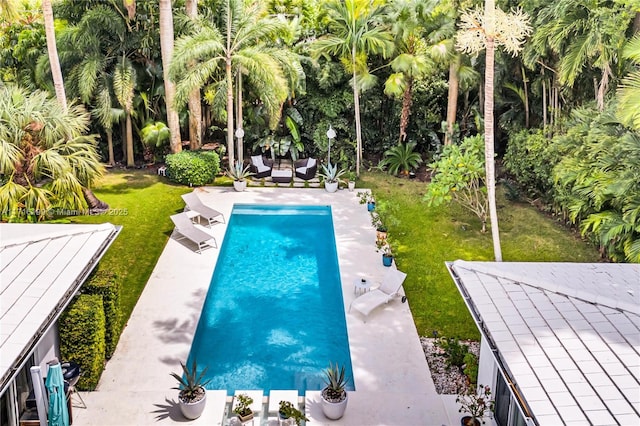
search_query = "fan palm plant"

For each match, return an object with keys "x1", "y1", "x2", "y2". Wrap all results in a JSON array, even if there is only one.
[
  {"x1": 381, "y1": 141, "x2": 423, "y2": 176},
  {"x1": 0, "y1": 84, "x2": 106, "y2": 222}
]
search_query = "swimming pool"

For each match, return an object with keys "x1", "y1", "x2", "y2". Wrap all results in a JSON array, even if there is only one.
[{"x1": 187, "y1": 204, "x2": 355, "y2": 395}]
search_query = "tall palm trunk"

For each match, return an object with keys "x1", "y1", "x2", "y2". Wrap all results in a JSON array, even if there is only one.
[
  {"x1": 353, "y1": 42, "x2": 362, "y2": 176},
  {"x1": 107, "y1": 129, "x2": 115, "y2": 166},
  {"x1": 236, "y1": 71, "x2": 244, "y2": 163},
  {"x1": 445, "y1": 56, "x2": 460, "y2": 145},
  {"x1": 399, "y1": 77, "x2": 413, "y2": 143},
  {"x1": 484, "y1": 0, "x2": 502, "y2": 261},
  {"x1": 125, "y1": 113, "x2": 134, "y2": 166},
  {"x1": 186, "y1": 0, "x2": 202, "y2": 150},
  {"x1": 42, "y1": 0, "x2": 66, "y2": 111},
  {"x1": 159, "y1": 0, "x2": 182, "y2": 154}
]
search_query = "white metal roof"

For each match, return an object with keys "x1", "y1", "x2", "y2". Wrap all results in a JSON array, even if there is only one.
[
  {"x1": 0, "y1": 223, "x2": 120, "y2": 394},
  {"x1": 447, "y1": 261, "x2": 640, "y2": 425}
]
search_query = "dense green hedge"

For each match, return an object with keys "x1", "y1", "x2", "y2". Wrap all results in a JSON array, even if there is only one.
[
  {"x1": 503, "y1": 129, "x2": 558, "y2": 200},
  {"x1": 59, "y1": 295, "x2": 106, "y2": 391},
  {"x1": 165, "y1": 150, "x2": 220, "y2": 186},
  {"x1": 82, "y1": 270, "x2": 120, "y2": 359}
]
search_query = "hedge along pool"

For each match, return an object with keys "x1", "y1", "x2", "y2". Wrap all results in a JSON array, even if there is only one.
[{"x1": 186, "y1": 204, "x2": 355, "y2": 395}]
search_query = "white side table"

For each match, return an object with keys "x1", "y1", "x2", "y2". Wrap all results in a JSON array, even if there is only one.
[{"x1": 353, "y1": 278, "x2": 370, "y2": 295}]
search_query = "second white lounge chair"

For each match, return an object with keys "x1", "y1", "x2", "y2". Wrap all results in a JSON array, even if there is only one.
[
  {"x1": 349, "y1": 268, "x2": 407, "y2": 321},
  {"x1": 182, "y1": 192, "x2": 225, "y2": 226},
  {"x1": 170, "y1": 212, "x2": 217, "y2": 253}
]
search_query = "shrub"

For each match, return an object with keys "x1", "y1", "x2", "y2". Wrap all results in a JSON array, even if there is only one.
[
  {"x1": 59, "y1": 294, "x2": 106, "y2": 390},
  {"x1": 82, "y1": 270, "x2": 120, "y2": 359},
  {"x1": 435, "y1": 337, "x2": 469, "y2": 370},
  {"x1": 381, "y1": 141, "x2": 423, "y2": 176},
  {"x1": 463, "y1": 352, "x2": 478, "y2": 384},
  {"x1": 165, "y1": 150, "x2": 220, "y2": 186},
  {"x1": 503, "y1": 129, "x2": 556, "y2": 199}
]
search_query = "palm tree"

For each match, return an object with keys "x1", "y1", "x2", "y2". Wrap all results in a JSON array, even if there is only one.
[
  {"x1": 312, "y1": 0, "x2": 394, "y2": 176},
  {"x1": 617, "y1": 34, "x2": 640, "y2": 130},
  {"x1": 0, "y1": 84, "x2": 106, "y2": 221},
  {"x1": 531, "y1": 0, "x2": 633, "y2": 111},
  {"x1": 42, "y1": 0, "x2": 66, "y2": 111},
  {"x1": 159, "y1": 0, "x2": 182, "y2": 154},
  {"x1": 456, "y1": 3, "x2": 531, "y2": 261},
  {"x1": 170, "y1": 0, "x2": 303, "y2": 169},
  {"x1": 384, "y1": 0, "x2": 436, "y2": 144},
  {"x1": 185, "y1": 0, "x2": 202, "y2": 150}
]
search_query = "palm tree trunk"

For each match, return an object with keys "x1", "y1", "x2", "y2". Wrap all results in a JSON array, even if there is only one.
[
  {"x1": 522, "y1": 65, "x2": 529, "y2": 128},
  {"x1": 186, "y1": 0, "x2": 202, "y2": 150},
  {"x1": 445, "y1": 56, "x2": 460, "y2": 145},
  {"x1": 353, "y1": 43, "x2": 362, "y2": 177},
  {"x1": 107, "y1": 129, "x2": 115, "y2": 166},
  {"x1": 399, "y1": 77, "x2": 413, "y2": 144},
  {"x1": 83, "y1": 188, "x2": 109, "y2": 213},
  {"x1": 484, "y1": 1, "x2": 502, "y2": 261},
  {"x1": 42, "y1": 0, "x2": 67, "y2": 112},
  {"x1": 159, "y1": 0, "x2": 182, "y2": 154},
  {"x1": 236, "y1": 71, "x2": 244, "y2": 163},
  {"x1": 125, "y1": 113, "x2": 134, "y2": 167}
]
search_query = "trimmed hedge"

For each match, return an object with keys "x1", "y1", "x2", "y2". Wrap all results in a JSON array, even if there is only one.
[
  {"x1": 83, "y1": 270, "x2": 120, "y2": 359},
  {"x1": 59, "y1": 294, "x2": 106, "y2": 391},
  {"x1": 165, "y1": 150, "x2": 220, "y2": 186}
]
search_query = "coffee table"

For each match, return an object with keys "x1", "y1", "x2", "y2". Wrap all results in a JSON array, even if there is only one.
[{"x1": 271, "y1": 169, "x2": 293, "y2": 184}]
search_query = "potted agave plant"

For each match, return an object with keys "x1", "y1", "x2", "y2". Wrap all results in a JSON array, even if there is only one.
[
  {"x1": 456, "y1": 384, "x2": 495, "y2": 426},
  {"x1": 278, "y1": 400, "x2": 309, "y2": 426},
  {"x1": 319, "y1": 163, "x2": 346, "y2": 193},
  {"x1": 226, "y1": 160, "x2": 254, "y2": 192},
  {"x1": 320, "y1": 362, "x2": 349, "y2": 420},
  {"x1": 170, "y1": 360, "x2": 211, "y2": 420},
  {"x1": 233, "y1": 393, "x2": 254, "y2": 423}
]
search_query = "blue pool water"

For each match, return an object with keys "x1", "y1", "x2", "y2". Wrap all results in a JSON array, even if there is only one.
[{"x1": 187, "y1": 205, "x2": 355, "y2": 395}]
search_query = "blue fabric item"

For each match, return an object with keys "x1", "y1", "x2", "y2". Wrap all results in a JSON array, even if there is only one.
[{"x1": 45, "y1": 363, "x2": 69, "y2": 426}]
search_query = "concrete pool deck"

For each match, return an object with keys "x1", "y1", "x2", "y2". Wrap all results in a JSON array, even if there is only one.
[{"x1": 72, "y1": 187, "x2": 461, "y2": 425}]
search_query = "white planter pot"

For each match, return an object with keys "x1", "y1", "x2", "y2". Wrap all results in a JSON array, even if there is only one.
[
  {"x1": 179, "y1": 388, "x2": 207, "y2": 420},
  {"x1": 325, "y1": 181, "x2": 339, "y2": 193},
  {"x1": 320, "y1": 391, "x2": 348, "y2": 420},
  {"x1": 233, "y1": 180, "x2": 247, "y2": 192},
  {"x1": 348, "y1": 181, "x2": 356, "y2": 192}
]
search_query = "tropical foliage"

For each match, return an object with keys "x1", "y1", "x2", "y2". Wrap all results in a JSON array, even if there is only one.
[
  {"x1": 381, "y1": 141, "x2": 423, "y2": 176},
  {"x1": 424, "y1": 135, "x2": 488, "y2": 232},
  {"x1": 0, "y1": 84, "x2": 104, "y2": 222}
]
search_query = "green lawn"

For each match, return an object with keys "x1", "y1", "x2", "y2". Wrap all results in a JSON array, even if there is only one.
[
  {"x1": 358, "y1": 172, "x2": 600, "y2": 340},
  {"x1": 69, "y1": 169, "x2": 600, "y2": 342},
  {"x1": 69, "y1": 170, "x2": 191, "y2": 328}
]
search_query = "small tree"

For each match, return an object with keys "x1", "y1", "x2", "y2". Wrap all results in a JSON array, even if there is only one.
[{"x1": 424, "y1": 135, "x2": 488, "y2": 232}]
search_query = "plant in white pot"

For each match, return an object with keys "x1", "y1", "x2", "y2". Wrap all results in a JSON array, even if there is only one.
[
  {"x1": 319, "y1": 163, "x2": 346, "y2": 193},
  {"x1": 456, "y1": 384, "x2": 494, "y2": 426},
  {"x1": 170, "y1": 360, "x2": 211, "y2": 420},
  {"x1": 226, "y1": 160, "x2": 254, "y2": 191},
  {"x1": 320, "y1": 362, "x2": 349, "y2": 420}
]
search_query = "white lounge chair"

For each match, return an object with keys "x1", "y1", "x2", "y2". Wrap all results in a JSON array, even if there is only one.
[
  {"x1": 349, "y1": 268, "x2": 407, "y2": 320},
  {"x1": 170, "y1": 212, "x2": 217, "y2": 253},
  {"x1": 182, "y1": 192, "x2": 225, "y2": 226}
]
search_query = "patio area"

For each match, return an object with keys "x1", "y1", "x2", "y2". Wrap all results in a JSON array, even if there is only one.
[{"x1": 72, "y1": 187, "x2": 461, "y2": 425}]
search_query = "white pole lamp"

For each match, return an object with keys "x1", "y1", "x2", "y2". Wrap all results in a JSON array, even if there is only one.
[
  {"x1": 235, "y1": 127, "x2": 245, "y2": 163},
  {"x1": 326, "y1": 125, "x2": 336, "y2": 165}
]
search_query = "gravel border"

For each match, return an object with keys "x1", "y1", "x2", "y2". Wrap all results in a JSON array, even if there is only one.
[{"x1": 420, "y1": 337, "x2": 480, "y2": 395}]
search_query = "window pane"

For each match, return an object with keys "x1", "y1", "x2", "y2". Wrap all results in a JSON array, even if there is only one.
[{"x1": 494, "y1": 373, "x2": 510, "y2": 426}]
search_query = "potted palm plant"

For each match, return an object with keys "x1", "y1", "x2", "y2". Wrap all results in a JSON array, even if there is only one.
[
  {"x1": 226, "y1": 160, "x2": 254, "y2": 191},
  {"x1": 233, "y1": 393, "x2": 254, "y2": 423},
  {"x1": 320, "y1": 362, "x2": 349, "y2": 420},
  {"x1": 319, "y1": 163, "x2": 346, "y2": 193},
  {"x1": 278, "y1": 400, "x2": 309, "y2": 425},
  {"x1": 170, "y1": 360, "x2": 211, "y2": 420},
  {"x1": 456, "y1": 384, "x2": 495, "y2": 426}
]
